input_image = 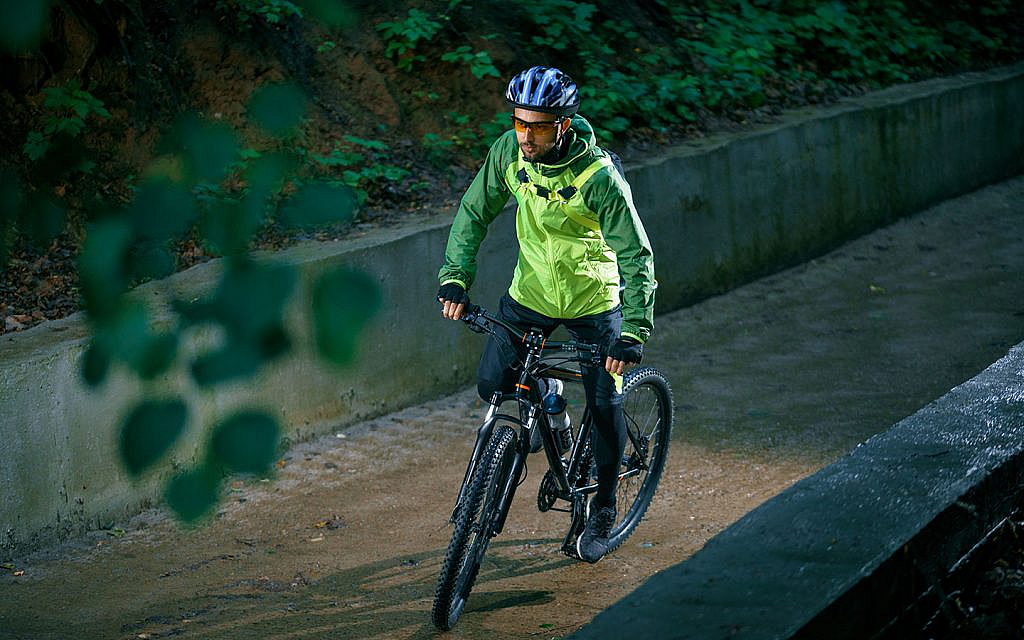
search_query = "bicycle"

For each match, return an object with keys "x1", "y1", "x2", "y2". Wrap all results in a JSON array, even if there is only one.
[{"x1": 431, "y1": 304, "x2": 674, "y2": 630}]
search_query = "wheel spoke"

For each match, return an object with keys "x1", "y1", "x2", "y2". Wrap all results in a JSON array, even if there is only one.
[{"x1": 608, "y1": 371, "x2": 674, "y2": 547}]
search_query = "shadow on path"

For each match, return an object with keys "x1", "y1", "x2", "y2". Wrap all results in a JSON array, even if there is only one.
[{"x1": 118, "y1": 538, "x2": 570, "y2": 639}]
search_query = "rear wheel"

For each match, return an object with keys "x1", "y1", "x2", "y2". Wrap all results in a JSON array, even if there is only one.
[
  {"x1": 432, "y1": 425, "x2": 518, "y2": 630},
  {"x1": 606, "y1": 367, "x2": 673, "y2": 552}
]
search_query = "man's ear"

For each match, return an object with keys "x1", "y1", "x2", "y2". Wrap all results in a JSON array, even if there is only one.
[{"x1": 560, "y1": 118, "x2": 571, "y2": 134}]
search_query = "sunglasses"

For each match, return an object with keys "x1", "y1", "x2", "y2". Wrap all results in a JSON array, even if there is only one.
[{"x1": 510, "y1": 115, "x2": 564, "y2": 136}]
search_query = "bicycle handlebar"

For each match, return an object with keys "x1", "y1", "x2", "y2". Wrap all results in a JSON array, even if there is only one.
[{"x1": 460, "y1": 305, "x2": 604, "y2": 365}]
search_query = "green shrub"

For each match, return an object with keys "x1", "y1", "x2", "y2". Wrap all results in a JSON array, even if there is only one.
[{"x1": 376, "y1": 8, "x2": 444, "y2": 70}]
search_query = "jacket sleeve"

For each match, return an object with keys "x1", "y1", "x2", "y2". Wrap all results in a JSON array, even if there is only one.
[
  {"x1": 437, "y1": 131, "x2": 515, "y2": 290},
  {"x1": 583, "y1": 166, "x2": 656, "y2": 343}
]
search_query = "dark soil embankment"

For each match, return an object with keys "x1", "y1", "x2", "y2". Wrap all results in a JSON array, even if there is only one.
[{"x1": 2, "y1": 1, "x2": 1022, "y2": 334}]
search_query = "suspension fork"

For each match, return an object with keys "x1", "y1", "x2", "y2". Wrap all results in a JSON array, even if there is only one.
[
  {"x1": 485, "y1": 346, "x2": 544, "y2": 535},
  {"x1": 490, "y1": 404, "x2": 536, "y2": 537},
  {"x1": 449, "y1": 394, "x2": 501, "y2": 522},
  {"x1": 489, "y1": 448, "x2": 525, "y2": 537}
]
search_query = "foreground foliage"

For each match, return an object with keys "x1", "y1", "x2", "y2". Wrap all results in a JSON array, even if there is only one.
[{"x1": 0, "y1": 0, "x2": 1020, "y2": 522}]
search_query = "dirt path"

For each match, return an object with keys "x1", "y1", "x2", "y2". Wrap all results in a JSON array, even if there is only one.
[{"x1": 2, "y1": 177, "x2": 1023, "y2": 640}]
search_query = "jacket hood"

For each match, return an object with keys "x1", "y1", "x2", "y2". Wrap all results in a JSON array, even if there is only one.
[{"x1": 530, "y1": 115, "x2": 598, "y2": 176}]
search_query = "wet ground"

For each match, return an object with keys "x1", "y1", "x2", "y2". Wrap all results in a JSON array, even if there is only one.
[{"x1": 2, "y1": 175, "x2": 1023, "y2": 640}]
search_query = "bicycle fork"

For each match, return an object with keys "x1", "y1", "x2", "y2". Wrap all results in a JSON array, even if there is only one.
[
  {"x1": 450, "y1": 399, "x2": 495, "y2": 523},
  {"x1": 448, "y1": 394, "x2": 527, "y2": 534}
]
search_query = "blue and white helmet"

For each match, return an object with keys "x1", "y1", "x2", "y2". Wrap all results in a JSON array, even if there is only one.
[{"x1": 505, "y1": 66, "x2": 580, "y2": 116}]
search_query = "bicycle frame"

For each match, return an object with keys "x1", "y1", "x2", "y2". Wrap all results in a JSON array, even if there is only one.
[
  {"x1": 435, "y1": 304, "x2": 673, "y2": 629},
  {"x1": 449, "y1": 307, "x2": 605, "y2": 538}
]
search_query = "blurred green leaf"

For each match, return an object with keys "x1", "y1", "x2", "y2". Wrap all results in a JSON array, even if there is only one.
[
  {"x1": 198, "y1": 193, "x2": 268, "y2": 256},
  {"x1": 278, "y1": 182, "x2": 357, "y2": 229},
  {"x1": 127, "y1": 242, "x2": 176, "y2": 281},
  {"x1": 172, "y1": 296, "x2": 217, "y2": 326},
  {"x1": 0, "y1": 0, "x2": 50, "y2": 52},
  {"x1": 21, "y1": 191, "x2": 66, "y2": 245},
  {"x1": 91, "y1": 302, "x2": 176, "y2": 382},
  {"x1": 190, "y1": 325, "x2": 290, "y2": 387},
  {"x1": 78, "y1": 218, "x2": 133, "y2": 318},
  {"x1": 81, "y1": 340, "x2": 112, "y2": 388},
  {"x1": 299, "y1": 0, "x2": 355, "y2": 27},
  {"x1": 258, "y1": 324, "x2": 292, "y2": 360},
  {"x1": 164, "y1": 466, "x2": 221, "y2": 523},
  {"x1": 126, "y1": 179, "x2": 197, "y2": 242},
  {"x1": 119, "y1": 398, "x2": 188, "y2": 477},
  {"x1": 190, "y1": 339, "x2": 262, "y2": 387},
  {"x1": 246, "y1": 152, "x2": 296, "y2": 196},
  {"x1": 215, "y1": 261, "x2": 296, "y2": 336},
  {"x1": 198, "y1": 197, "x2": 244, "y2": 257},
  {"x1": 311, "y1": 267, "x2": 381, "y2": 365},
  {"x1": 105, "y1": 302, "x2": 151, "y2": 357},
  {"x1": 164, "y1": 114, "x2": 240, "y2": 183},
  {"x1": 210, "y1": 410, "x2": 280, "y2": 474},
  {"x1": 248, "y1": 83, "x2": 308, "y2": 137},
  {"x1": 136, "y1": 332, "x2": 179, "y2": 380}
]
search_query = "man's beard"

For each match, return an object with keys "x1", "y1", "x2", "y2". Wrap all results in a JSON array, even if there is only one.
[
  {"x1": 521, "y1": 133, "x2": 566, "y2": 163},
  {"x1": 520, "y1": 142, "x2": 548, "y2": 161}
]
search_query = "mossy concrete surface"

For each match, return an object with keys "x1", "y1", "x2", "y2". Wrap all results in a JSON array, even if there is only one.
[{"x1": 1, "y1": 64, "x2": 1022, "y2": 555}]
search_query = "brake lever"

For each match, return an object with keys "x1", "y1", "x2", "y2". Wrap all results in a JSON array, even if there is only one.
[
  {"x1": 460, "y1": 305, "x2": 489, "y2": 334},
  {"x1": 565, "y1": 342, "x2": 605, "y2": 367}
]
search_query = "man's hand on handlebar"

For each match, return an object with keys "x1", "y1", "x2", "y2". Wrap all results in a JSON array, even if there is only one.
[
  {"x1": 606, "y1": 336, "x2": 643, "y2": 375},
  {"x1": 437, "y1": 282, "x2": 470, "y2": 320}
]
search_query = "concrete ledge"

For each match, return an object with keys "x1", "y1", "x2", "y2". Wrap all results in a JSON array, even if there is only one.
[
  {"x1": 572, "y1": 342, "x2": 1024, "y2": 639},
  {"x1": 2, "y1": 63, "x2": 1023, "y2": 555}
]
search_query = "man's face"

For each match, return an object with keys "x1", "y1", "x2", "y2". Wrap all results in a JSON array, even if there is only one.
[{"x1": 513, "y1": 108, "x2": 569, "y2": 161}]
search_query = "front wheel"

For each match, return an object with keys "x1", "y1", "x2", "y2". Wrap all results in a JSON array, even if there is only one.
[
  {"x1": 606, "y1": 367, "x2": 673, "y2": 552},
  {"x1": 432, "y1": 424, "x2": 518, "y2": 630}
]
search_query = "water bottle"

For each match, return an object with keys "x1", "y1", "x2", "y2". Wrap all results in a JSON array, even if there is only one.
[{"x1": 542, "y1": 392, "x2": 573, "y2": 454}]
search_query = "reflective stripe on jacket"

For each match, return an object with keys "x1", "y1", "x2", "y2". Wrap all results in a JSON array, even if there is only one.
[{"x1": 438, "y1": 115, "x2": 656, "y2": 342}]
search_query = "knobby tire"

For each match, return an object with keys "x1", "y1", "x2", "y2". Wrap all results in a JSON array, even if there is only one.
[
  {"x1": 432, "y1": 424, "x2": 518, "y2": 630},
  {"x1": 605, "y1": 366, "x2": 673, "y2": 553}
]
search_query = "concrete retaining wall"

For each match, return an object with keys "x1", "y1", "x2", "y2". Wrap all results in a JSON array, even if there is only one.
[
  {"x1": 2, "y1": 64, "x2": 1023, "y2": 555},
  {"x1": 572, "y1": 341, "x2": 1024, "y2": 640}
]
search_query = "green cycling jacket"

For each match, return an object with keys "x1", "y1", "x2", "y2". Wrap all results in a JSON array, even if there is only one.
[{"x1": 438, "y1": 115, "x2": 655, "y2": 343}]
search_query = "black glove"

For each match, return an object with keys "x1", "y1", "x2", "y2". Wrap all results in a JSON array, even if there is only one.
[
  {"x1": 608, "y1": 337, "x2": 643, "y2": 364},
  {"x1": 437, "y1": 282, "x2": 469, "y2": 306}
]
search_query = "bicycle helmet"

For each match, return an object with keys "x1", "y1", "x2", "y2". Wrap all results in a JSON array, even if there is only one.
[{"x1": 505, "y1": 66, "x2": 580, "y2": 116}]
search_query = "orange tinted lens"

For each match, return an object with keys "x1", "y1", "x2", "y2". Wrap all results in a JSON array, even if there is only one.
[{"x1": 511, "y1": 116, "x2": 557, "y2": 135}]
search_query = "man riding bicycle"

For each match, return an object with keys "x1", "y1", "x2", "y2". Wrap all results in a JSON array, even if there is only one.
[{"x1": 437, "y1": 66, "x2": 656, "y2": 564}]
